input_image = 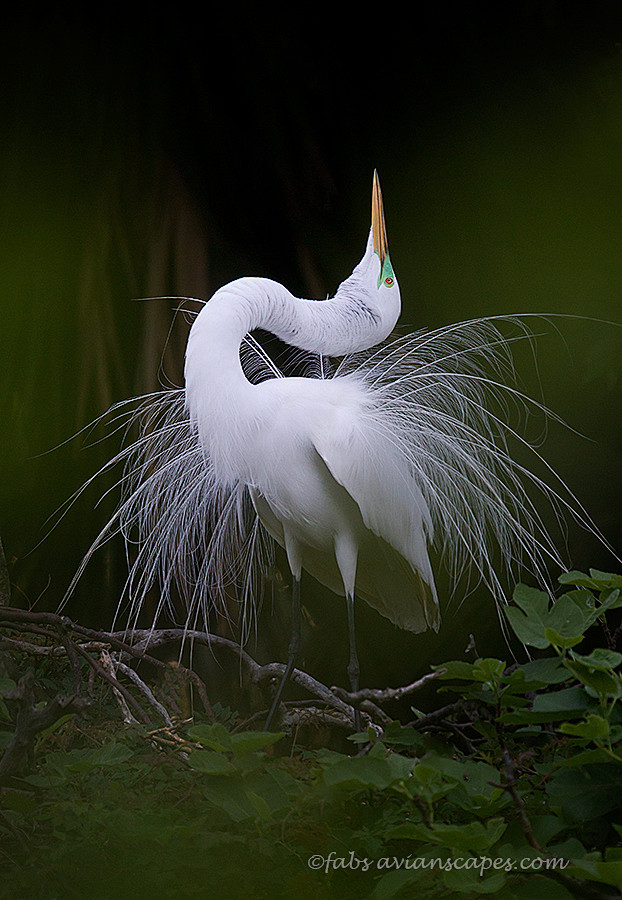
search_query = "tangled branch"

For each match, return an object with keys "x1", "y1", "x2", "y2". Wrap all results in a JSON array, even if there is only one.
[{"x1": 0, "y1": 606, "x2": 454, "y2": 778}]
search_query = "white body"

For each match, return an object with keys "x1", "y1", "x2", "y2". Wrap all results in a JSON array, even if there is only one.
[
  {"x1": 67, "y1": 180, "x2": 588, "y2": 644},
  {"x1": 184, "y1": 234, "x2": 439, "y2": 632}
]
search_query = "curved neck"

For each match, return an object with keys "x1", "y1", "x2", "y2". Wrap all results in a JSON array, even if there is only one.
[
  {"x1": 183, "y1": 273, "x2": 397, "y2": 480},
  {"x1": 201, "y1": 274, "x2": 386, "y2": 353},
  {"x1": 185, "y1": 273, "x2": 392, "y2": 397}
]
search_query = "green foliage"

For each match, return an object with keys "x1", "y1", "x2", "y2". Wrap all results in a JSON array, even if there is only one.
[{"x1": 2, "y1": 572, "x2": 622, "y2": 898}]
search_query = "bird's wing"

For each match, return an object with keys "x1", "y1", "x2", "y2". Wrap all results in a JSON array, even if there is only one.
[
  {"x1": 311, "y1": 423, "x2": 440, "y2": 633},
  {"x1": 248, "y1": 486, "x2": 285, "y2": 546}
]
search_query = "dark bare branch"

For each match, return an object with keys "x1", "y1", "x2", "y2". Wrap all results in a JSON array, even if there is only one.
[{"x1": 332, "y1": 668, "x2": 446, "y2": 705}]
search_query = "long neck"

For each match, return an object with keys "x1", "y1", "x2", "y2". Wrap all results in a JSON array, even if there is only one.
[
  {"x1": 186, "y1": 270, "x2": 391, "y2": 394},
  {"x1": 184, "y1": 273, "x2": 395, "y2": 479},
  {"x1": 194, "y1": 274, "x2": 385, "y2": 354}
]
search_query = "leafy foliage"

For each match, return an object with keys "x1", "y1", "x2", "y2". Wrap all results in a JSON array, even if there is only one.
[{"x1": 2, "y1": 572, "x2": 622, "y2": 898}]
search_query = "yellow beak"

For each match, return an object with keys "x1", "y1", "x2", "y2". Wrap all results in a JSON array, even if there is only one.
[{"x1": 371, "y1": 170, "x2": 389, "y2": 267}]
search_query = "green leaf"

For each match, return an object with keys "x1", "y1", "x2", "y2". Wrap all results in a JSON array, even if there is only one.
[
  {"x1": 229, "y1": 731, "x2": 283, "y2": 757},
  {"x1": 544, "y1": 627, "x2": 583, "y2": 649},
  {"x1": 563, "y1": 660, "x2": 622, "y2": 699},
  {"x1": 188, "y1": 723, "x2": 232, "y2": 752},
  {"x1": 420, "y1": 754, "x2": 503, "y2": 801},
  {"x1": 589, "y1": 569, "x2": 622, "y2": 589},
  {"x1": 442, "y1": 858, "x2": 507, "y2": 895},
  {"x1": 408, "y1": 764, "x2": 457, "y2": 803},
  {"x1": 505, "y1": 585, "x2": 552, "y2": 648},
  {"x1": 559, "y1": 748, "x2": 614, "y2": 766},
  {"x1": 518, "y1": 657, "x2": 569, "y2": 686},
  {"x1": 372, "y1": 866, "x2": 430, "y2": 900},
  {"x1": 559, "y1": 714, "x2": 610, "y2": 740},
  {"x1": 245, "y1": 790, "x2": 272, "y2": 820},
  {"x1": 379, "y1": 721, "x2": 423, "y2": 748},
  {"x1": 547, "y1": 589, "x2": 598, "y2": 637},
  {"x1": 434, "y1": 660, "x2": 493, "y2": 681},
  {"x1": 348, "y1": 725, "x2": 378, "y2": 744},
  {"x1": 598, "y1": 587, "x2": 622, "y2": 613},
  {"x1": 321, "y1": 752, "x2": 413, "y2": 790},
  {"x1": 566, "y1": 858, "x2": 622, "y2": 888},
  {"x1": 571, "y1": 648, "x2": 622, "y2": 670},
  {"x1": 533, "y1": 685, "x2": 596, "y2": 714},
  {"x1": 473, "y1": 658, "x2": 506, "y2": 681},
  {"x1": 434, "y1": 658, "x2": 506, "y2": 691},
  {"x1": 501, "y1": 685, "x2": 597, "y2": 725},
  {"x1": 86, "y1": 742, "x2": 134, "y2": 767},
  {"x1": 188, "y1": 750, "x2": 235, "y2": 774},
  {"x1": 529, "y1": 814, "x2": 566, "y2": 847},
  {"x1": 0, "y1": 790, "x2": 38, "y2": 816},
  {"x1": 547, "y1": 764, "x2": 622, "y2": 821},
  {"x1": 34, "y1": 713, "x2": 75, "y2": 747},
  {"x1": 506, "y1": 585, "x2": 600, "y2": 648},
  {"x1": 558, "y1": 570, "x2": 603, "y2": 589},
  {"x1": 202, "y1": 768, "x2": 299, "y2": 821},
  {"x1": 389, "y1": 818, "x2": 506, "y2": 851}
]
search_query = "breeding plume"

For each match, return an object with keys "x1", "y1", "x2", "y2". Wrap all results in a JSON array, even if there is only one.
[{"x1": 67, "y1": 172, "x2": 596, "y2": 725}]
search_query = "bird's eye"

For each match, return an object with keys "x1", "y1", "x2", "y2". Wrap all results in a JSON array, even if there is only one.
[{"x1": 384, "y1": 276, "x2": 394, "y2": 287}]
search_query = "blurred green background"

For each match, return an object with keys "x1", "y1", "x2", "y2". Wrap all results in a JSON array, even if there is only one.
[{"x1": 1, "y1": 7, "x2": 622, "y2": 688}]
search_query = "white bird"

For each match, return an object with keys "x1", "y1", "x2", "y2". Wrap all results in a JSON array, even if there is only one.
[{"x1": 65, "y1": 172, "x2": 600, "y2": 727}]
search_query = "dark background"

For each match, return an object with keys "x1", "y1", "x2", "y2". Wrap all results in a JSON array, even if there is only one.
[{"x1": 2, "y1": 5, "x2": 622, "y2": 691}]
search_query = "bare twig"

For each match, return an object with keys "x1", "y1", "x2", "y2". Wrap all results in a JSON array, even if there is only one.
[
  {"x1": 146, "y1": 721, "x2": 197, "y2": 757},
  {"x1": 407, "y1": 700, "x2": 466, "y2": 729},
  {"x1": 0, "y1": 636, "x2": 110, "y2": 656},
  {"x1": 123, "y1": 628, "x2": 358, "y2": 724},
  {"x1": 279, "y1": 705, "x2": 354, "y2": 732},
  {"x1": 332, "y1": 668, "x2": 446, "y2": 705},
  {"x1": 98, "y1": 650, "x2": 143, "y2": 725},
  {"x1": 502, "y1": 747, "x2": 543, "y2": 852},
  {"x1": 255, "y1": 661, "x2": 356, "y2": 722},
  {"x1": 121, "y1": 627, "x2": 261, "y2": 674},
  {"x1": 1, "y1": 607, "x2": 447, "y2": 733},
  {"x1": 1, "y1": 609, "x2": 214, "y2": 721},
  {"x1": 78, "y1": 644, "x2": 152, "y2": 726},
  {"x1": 359, "y1": 699, "x2": 392, "y2": 726},
  {"x1": 54, "y1": 624, "x2": 82, "y2": 694},
  {"x1": 114, "y1": 659, "x2": 173, "y2": 726}
]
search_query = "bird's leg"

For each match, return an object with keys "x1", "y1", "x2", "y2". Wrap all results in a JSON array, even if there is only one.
[
  {"x1": 263, "y1": 575, "x2": 301, "y2": 731},
  {"x1": 346, "y1": 592, "x2": 361, "y2": 732}
]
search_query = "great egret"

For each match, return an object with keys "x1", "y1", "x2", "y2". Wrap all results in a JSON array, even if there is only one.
[{"x1": 65, "y1": 172, "x2": 603, "y2": 729}]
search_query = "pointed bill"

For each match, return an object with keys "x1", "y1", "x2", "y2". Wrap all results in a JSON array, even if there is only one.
[{"x1": 372, "y1": 170, "x2": 389, "y2": 267}]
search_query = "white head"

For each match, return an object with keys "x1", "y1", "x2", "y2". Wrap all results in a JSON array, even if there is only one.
[
  {"x1": 185, "y1": 172, "x2": 401, "y2": 365},
  {"x1": 329, "y1": 171, "x2": 401, "y2": 351}
]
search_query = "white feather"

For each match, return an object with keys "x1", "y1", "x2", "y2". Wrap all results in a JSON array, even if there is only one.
[{"x1": 63, "y1": 184, "x2": 612, "y2": 652}]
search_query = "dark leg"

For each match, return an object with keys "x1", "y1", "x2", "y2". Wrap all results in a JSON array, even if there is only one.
[
  {"x1": 346, "y1": 592, "x2": 361, "y2": 732},
  {"x1": 263, "y1": 576, "x2": 301, "y2": 731}
]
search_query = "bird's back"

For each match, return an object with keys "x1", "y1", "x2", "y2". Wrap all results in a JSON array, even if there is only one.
[{"x1": 247, "y1": 373, "x2": 439, "y2": 633}]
